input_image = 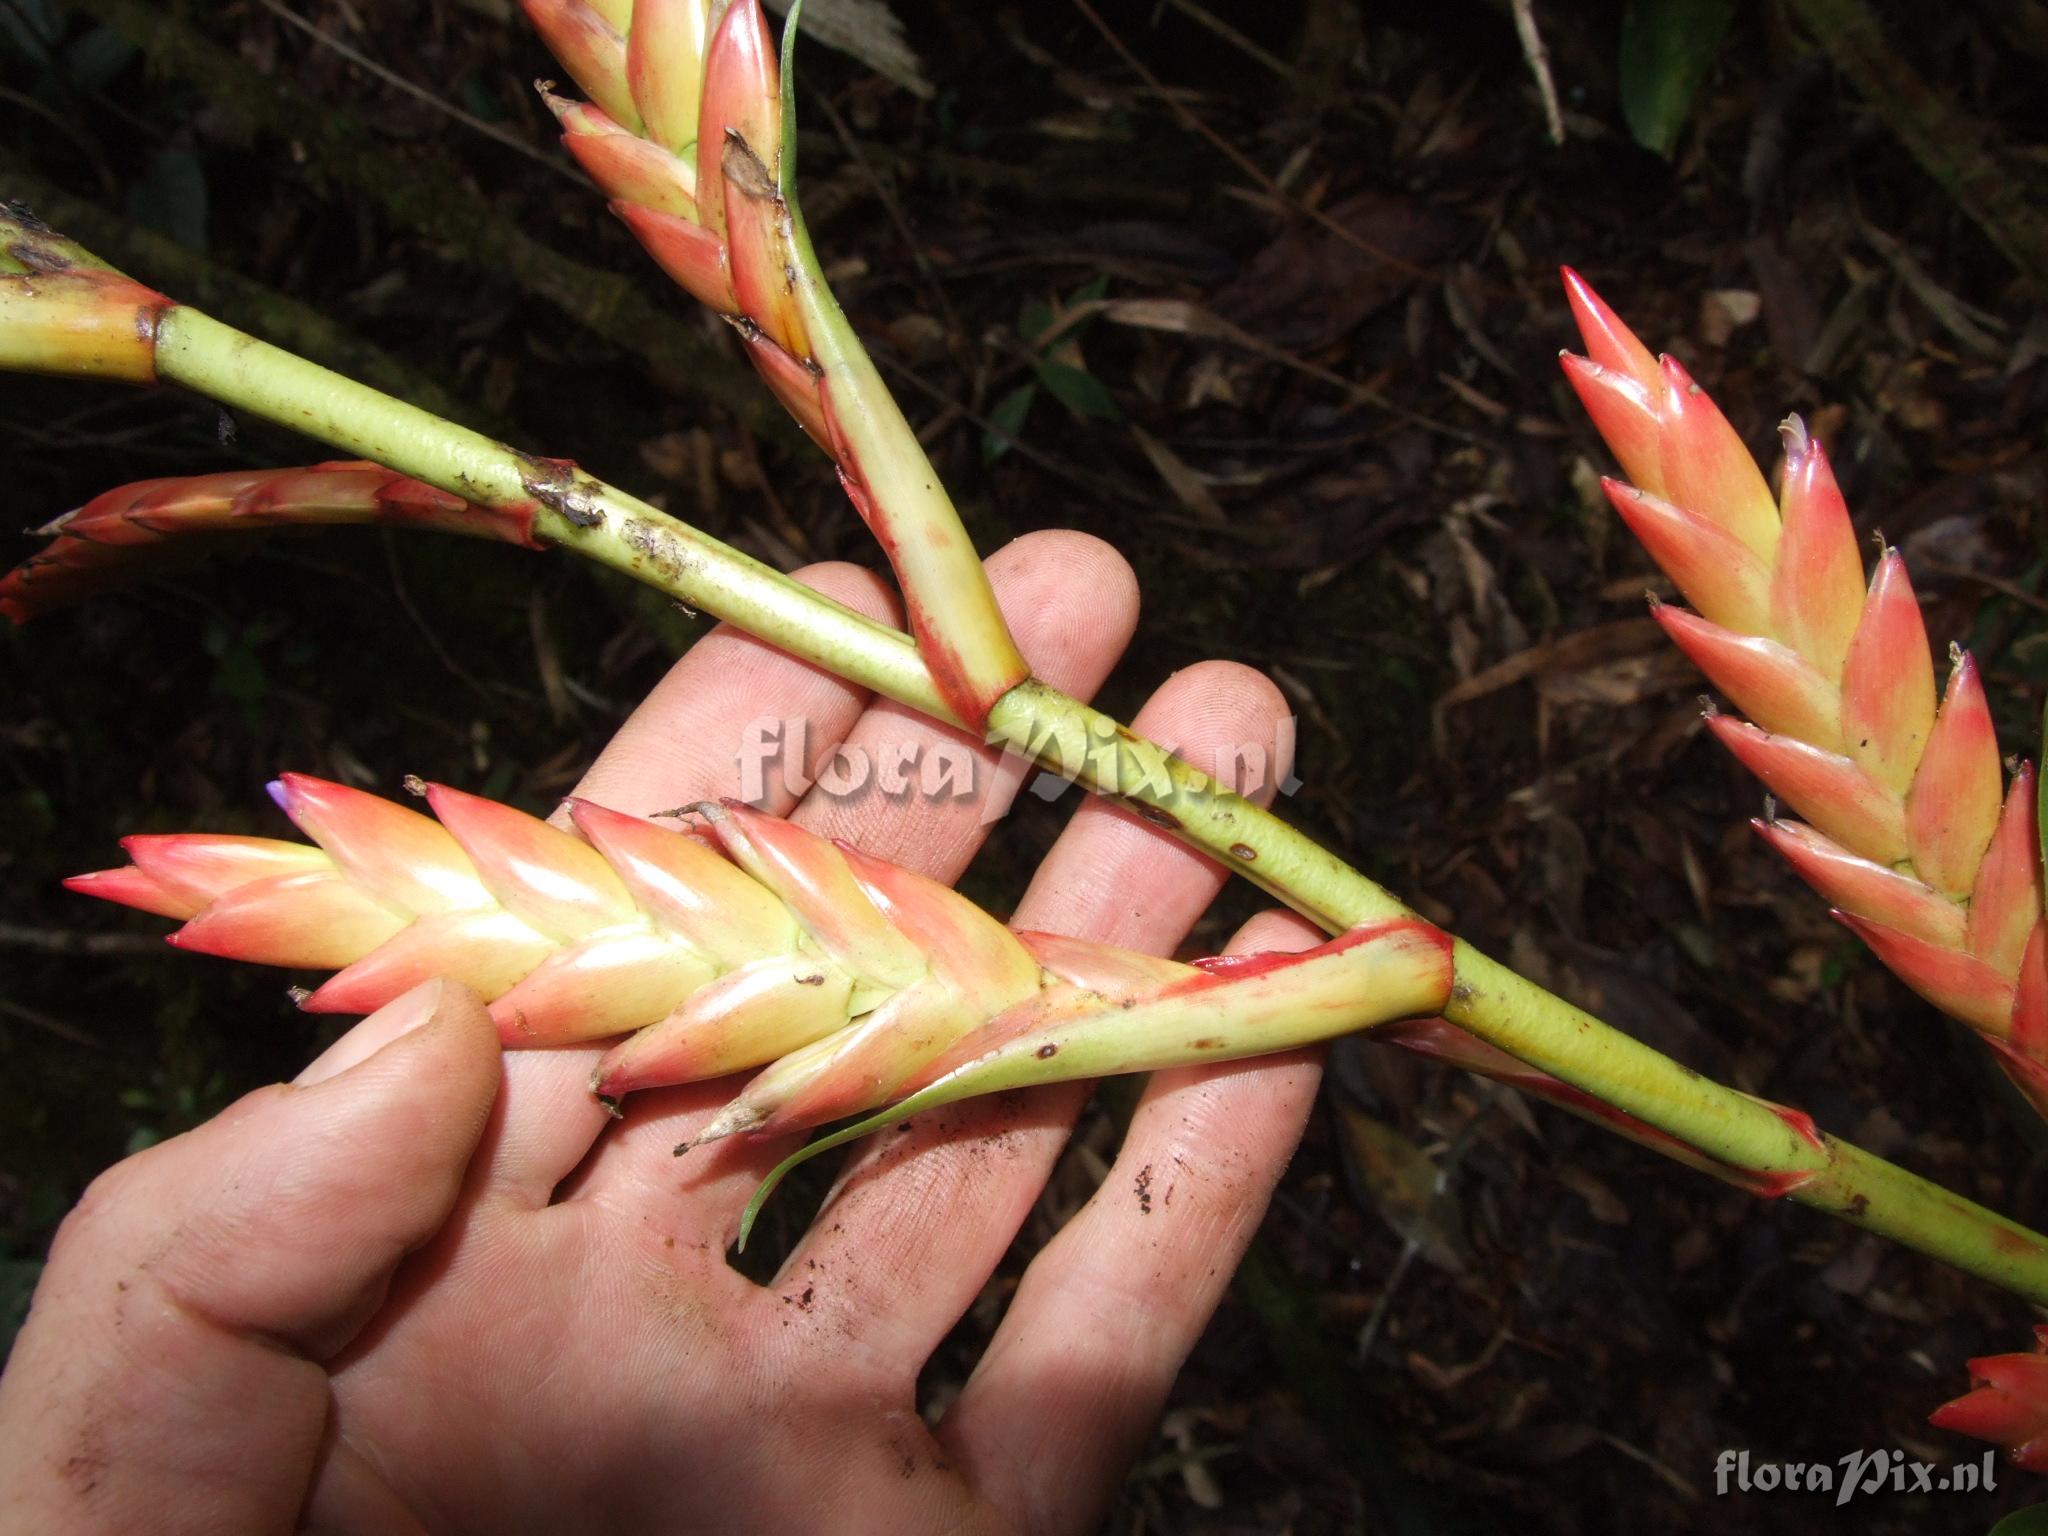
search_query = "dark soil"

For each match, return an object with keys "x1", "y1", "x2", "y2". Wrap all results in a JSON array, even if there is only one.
[{"x1": 5, "y1": 2, "x2": 2048, "y2": 1531}]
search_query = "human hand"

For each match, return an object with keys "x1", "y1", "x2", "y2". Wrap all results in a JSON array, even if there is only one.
[
  {"x1": 312, "y1": 530, "x2": 1323, "y2": 1535},
  {"x1": 0, "y1": 978, "x2": 502, "y2": 1535},
  {"x1": 3, "y1": 529, "x2": 1325, "y2": 1536}
]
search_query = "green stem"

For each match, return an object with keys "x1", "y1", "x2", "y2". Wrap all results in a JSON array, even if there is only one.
[
  {"x1": 155, "y1": 309, "x2": 948, "y2": 723},
  {"x1": 114, "y1": 303, "x2": 2048, "y2": 1306}
]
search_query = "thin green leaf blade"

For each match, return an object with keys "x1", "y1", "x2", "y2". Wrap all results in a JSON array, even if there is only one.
[
  {"x1": 1032, "y1": 359, "x2": 1120, "y2": 421},
  {"x1": 982, "y1": 382, "x2": 1036, "y2": 462},
  {"x1": 1618, "y1": 0, "x2": 1735, "y2": 158}
]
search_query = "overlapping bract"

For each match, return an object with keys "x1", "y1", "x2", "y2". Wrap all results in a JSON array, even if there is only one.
[
  {"x1": 67, "y1": 776, "x2": 1455, "y2": 1137},
  {"x1": 525, "y1": 0, "x2": 1028, "y2": 726},
  {"x1": 0, "y1": 462, "x2": 542, "y2": 622},
  {"x1": 1930, "y1": 1326, "x2": 2048, "y2": 1472},
  {"x1": 1559, "y1": 270, "x2": 2048, "y2": 1109},
  {"x1": 529, "y1": 0, "x2": 806, "y2": 416}
]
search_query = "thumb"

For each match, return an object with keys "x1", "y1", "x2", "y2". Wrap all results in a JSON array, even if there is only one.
[
  {"x1": 0, "y1": 979, "x2": 499, "y2": 1535},
  {"x1": 115, "y1": 976, "x2": 503, "y2": 1357}
]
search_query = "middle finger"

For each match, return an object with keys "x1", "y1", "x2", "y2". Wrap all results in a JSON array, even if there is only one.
[{"x1": 566, "y1": 529, "x2": 1141, "y2": 1230}]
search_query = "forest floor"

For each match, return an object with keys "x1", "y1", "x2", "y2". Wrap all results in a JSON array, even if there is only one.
[{"x1": 5, "y1": 1, "x2": 2048, "y2": 1530}]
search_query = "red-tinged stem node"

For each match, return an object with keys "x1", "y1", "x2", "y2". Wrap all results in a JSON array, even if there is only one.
[{"x1": 0, "y1": 267, "x2": 168, "y2": 385}]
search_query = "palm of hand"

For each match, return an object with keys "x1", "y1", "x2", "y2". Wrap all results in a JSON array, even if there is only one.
[{"x1": 322, "y1": 536, "x2": 1322, "y2": 1536}]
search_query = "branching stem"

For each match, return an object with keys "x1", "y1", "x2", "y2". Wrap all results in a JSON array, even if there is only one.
[{"x1": 142, "y1": 301, "x2": 2048, "y2": 1303}]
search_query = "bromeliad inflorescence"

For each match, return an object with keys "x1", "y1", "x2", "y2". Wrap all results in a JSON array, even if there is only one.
[
  {"x1": 1561, "y1": 268, "x2": 2048, "y2": 1465},
  {"x1": 66, "y1": 773, "x2": 1453, "y2": 1147},
  {"x1": 1560, "y1": 271, "x2": 2045, "y2": 1105},
  {"x1": 4, "y1": 0, "x2": 2048, "y2": 1480},
  {"x1": 528, "y1": 0, "x2": 1029, "y2": 729}
]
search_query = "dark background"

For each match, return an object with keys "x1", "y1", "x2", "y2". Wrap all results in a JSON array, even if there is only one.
[{"x1": 5, "y1": 1, "x2": 2048, "y2": 1530}]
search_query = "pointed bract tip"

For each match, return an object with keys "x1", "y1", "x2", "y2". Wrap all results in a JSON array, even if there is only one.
[
  {"x1": 1559, "y1": 266, "x2": 1659, "y2": 386},
  {"x1": 1834, "y1": 908, "x2": 2016, "y2": 1036},
  {"x1": 1929, "y1": 1341, "x2": 2048, "y2": 1472},
  {"x1": 62, "y1": 865, "x2": 201, "y2": 919}
]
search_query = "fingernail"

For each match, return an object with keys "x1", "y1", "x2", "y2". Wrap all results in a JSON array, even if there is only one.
[{"x1": 294, "y1": 979, "x2": 447, "y2": 1086}]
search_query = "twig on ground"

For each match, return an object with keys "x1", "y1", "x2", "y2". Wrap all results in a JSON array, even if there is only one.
[
  {"x1": 1787, "y1": 0, "x2": 2048, "y2": 291},
  {"x1": 1509, "y1": 0, "x2": 1566, "y2": 146},
  {"x1": 0, "y1": 921, "x2": 174, "y2": 957}
]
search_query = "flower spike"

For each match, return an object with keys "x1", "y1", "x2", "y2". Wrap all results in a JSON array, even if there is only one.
[
  {"x1": 737, "y1": 919, "x2": 1457, "y2": 1244},
  {"x1": 522, "y1": 0, "x2": 1030, "y2": 726},
  {"x1": 65, "y1": 776, "x2": 1454, "y2": 1136},
  {"x1": 0, "y1": 462, "x2": 542, "y2": 623},
  {"x1": 1561, "y1": 272, "x2": 2048, "y2": 1107}
]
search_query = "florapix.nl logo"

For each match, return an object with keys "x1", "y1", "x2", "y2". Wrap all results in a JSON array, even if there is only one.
[
  {"x1": 1713, "y1": 1447, "x2": 1998, "y2": 1507},
  {"x1": 731, "y1": 711, "x2": 1302, "y2": 823}
]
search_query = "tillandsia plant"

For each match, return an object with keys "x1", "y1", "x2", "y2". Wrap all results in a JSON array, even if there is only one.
[
  {"x1": 1560, "y1": 272, "x2": 2046, "y2": 1100},
  {"x1": 4, "y1": 0, "x2": 2048, "y2": 1487},
  {"x1": 1557, "y1": 271, "x2": 2048, "y2": 1469},
  {"x1": 63, "y1": 770, "x2": 1450, "y2": 1141}
]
